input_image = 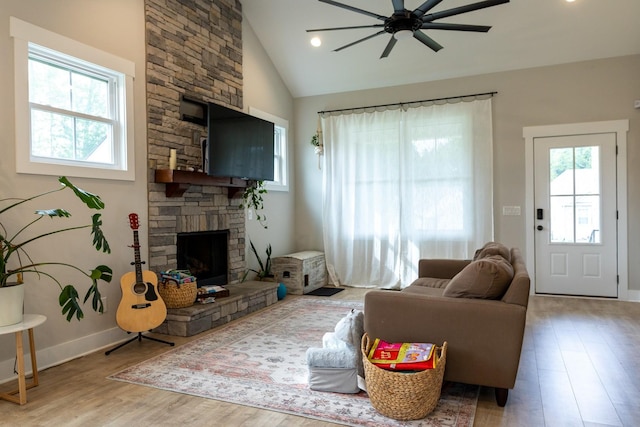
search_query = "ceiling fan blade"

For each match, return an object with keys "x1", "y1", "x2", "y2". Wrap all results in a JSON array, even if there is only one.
[
  {"x1": 420, "y1": 22, "x2": 491, "y2": 32},
  {"x1": 333, "y1": 30, "x2": 387, "y2": 52},
  {"x1": 391, "y1": 0, "x2": 405, "y2": 14},
  {"x1": 422, "y1": 0, "x2": 509, "y2": 23},
  {"x1": 413, "y1": 30, "x2": 443, "y2": 52},
  {"x1": 413, "y1": 0, "x2": 444, "y2": 18},
  {"x1": 307, "y1": 24, "x2": 384, "y2": 32},
  {"x1": 380, "y1": 36, "x2": 398, "y2": 58},
  {"x1": 318, "y1": 0, "x2": 387, "y2": 21}
]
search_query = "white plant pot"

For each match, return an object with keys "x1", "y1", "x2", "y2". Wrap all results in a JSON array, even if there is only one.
[{"x1": 0, "y1": 282, "x2": 25, "y2": 326}]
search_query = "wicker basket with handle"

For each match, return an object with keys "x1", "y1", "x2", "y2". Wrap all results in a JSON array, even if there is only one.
[
  {"x1": 158, "y1": 277, "x2": 197, "y2": 309},
  {"x1": 361, "y1": 333, "x2": 447, "y2": 421}
]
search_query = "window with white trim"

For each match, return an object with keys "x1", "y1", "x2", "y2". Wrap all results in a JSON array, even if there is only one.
[
  {"x1": 249, "y1": 107, "x2": 289, "y2": 191},
  {"x1": 11, "y1": 17, "x2": 135, "y2": 180}
]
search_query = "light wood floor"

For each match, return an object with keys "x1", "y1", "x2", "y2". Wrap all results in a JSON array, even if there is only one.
[{"x1": 1, "y1": 288, "x2": 639, "y2": 426}]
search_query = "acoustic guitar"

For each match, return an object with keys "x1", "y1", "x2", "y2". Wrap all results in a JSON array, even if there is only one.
[{"x1": 115, "y1": 213, "x2": 167, "y2": 333}]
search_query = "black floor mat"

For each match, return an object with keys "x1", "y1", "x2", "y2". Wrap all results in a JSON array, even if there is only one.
[{"x1": 305, "y1": 287, "x2": 345, "y2": 297}]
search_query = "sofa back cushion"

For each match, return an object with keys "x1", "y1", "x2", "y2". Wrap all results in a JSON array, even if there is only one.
[
  {"x1": 443, "y1": 255, "x2": 514, "y2": 299},
  {"x1": 473, "y1": 242, "x2": 511, "y2": 263}
]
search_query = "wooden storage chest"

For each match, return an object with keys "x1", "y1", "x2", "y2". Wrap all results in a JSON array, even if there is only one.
[{"x1": 272, "y1": 251, "x2": 327, "y2": 295}]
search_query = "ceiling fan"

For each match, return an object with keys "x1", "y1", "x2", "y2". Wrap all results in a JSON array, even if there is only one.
[{"x1": 307, "y1": 0, "x2": 510, "y2": 58}]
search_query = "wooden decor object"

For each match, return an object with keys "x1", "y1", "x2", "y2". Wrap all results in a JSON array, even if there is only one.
[{"x1": 272, "y1": 251, "x2": 327, "y2": 295}]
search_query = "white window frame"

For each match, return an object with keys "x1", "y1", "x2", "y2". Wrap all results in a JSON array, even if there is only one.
[
  {"x1": 249, "y1": 107, "x2": 289, "y2": 191},
  {"x1": 10, "y1": 17, "x2": 136, "y2": 181}
]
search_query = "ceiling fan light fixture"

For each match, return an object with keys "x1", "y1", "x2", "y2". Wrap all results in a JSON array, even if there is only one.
[
  {"x1": 310, "y1": 36, "x2": 322, "y2": 47},
  {"x1": 394, "y1": 29, "x2": 413, "y2": 40},
  {"x1": 308, "y1": 0, "x2": 510, "y2": 58}
]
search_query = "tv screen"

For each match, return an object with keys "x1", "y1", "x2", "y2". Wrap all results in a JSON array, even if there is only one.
[{"x1": 207, "y1": 103, "x2": 274, "y2": 181}]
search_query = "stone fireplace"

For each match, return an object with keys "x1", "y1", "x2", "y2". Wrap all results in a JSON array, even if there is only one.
[
  {"x1": 143, "y1": 1, "x2": 278, "y2": 338},
  {"x1": 145, "y1": 0, "x2": 246, "y2": 283}
]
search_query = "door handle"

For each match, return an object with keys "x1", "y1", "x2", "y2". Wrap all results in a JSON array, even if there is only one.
[{"x1": 537, "y1": 225, "x2": 544, "y2": 231}]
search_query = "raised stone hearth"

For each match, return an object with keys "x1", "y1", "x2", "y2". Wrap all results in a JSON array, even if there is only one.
[{"x1": 154, "y1": 281, "x2": 279, "y2": 337}]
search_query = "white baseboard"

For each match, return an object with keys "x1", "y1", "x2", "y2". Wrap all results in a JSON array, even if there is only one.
[
  {"x1": 627, "y1": 289, "x2": 640, "y2": 302},
  {"x1": 0, "y1": 327, "x2": 130, "y2": 385}
]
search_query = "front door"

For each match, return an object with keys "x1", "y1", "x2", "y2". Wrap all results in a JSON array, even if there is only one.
[{"x1": 533, "y1": 133, "x2": 618, "y2": 297}]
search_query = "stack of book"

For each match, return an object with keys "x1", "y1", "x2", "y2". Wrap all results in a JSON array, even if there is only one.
[
  {"x1": 367, "y1": 338, "x2": 437, "y2": 371},
  {"x1": 196, "y1": 285, "x2": 229, "y2": 304},
  {"x1": 160, "y1": 269, "x2": 196, "y2": 285}
]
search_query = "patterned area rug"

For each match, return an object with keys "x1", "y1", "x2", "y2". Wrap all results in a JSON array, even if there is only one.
[{"x1": 109, "y1": 298, "x2": 478, "y2": 427}]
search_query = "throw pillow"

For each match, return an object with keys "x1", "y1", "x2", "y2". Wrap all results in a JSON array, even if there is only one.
[
  {"x1": 473, "y1": 241, "x2": 511, "y2": 263},
  {"x1": 443, "y1": 255, "x2": 514, "y2": 299}
]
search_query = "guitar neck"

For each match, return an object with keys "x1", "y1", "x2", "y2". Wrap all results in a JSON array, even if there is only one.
[{"x1": 132, "y1": 229, "x2": 144, "y2": 283}]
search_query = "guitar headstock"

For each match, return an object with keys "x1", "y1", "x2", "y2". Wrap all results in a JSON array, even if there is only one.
[{"x1": 128, "y1": 213, "x2": 140, "y2": 230}]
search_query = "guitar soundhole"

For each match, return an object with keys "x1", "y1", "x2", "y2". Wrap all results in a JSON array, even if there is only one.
[{"x1": 133, "y1": 282, "x2": 147, "y2": 295}]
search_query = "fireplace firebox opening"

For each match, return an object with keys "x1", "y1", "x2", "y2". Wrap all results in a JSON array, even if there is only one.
[{"x1": 177, "y1": 230, "x2": 229, "y2": 286}]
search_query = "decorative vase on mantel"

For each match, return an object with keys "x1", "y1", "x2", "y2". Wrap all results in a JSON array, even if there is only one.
[{"x1": 0, "y1": 282, "x2": 25, "y2": 327}]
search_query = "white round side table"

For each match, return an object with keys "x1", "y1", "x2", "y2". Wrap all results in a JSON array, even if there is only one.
[{"x1": 0, "y1": 314, "x2": 46, "y2": 405}]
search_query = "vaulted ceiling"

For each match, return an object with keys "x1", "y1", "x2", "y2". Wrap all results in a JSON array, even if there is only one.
[{"x1": 241, "y1": 0, "x2": 640, "y2": 98}]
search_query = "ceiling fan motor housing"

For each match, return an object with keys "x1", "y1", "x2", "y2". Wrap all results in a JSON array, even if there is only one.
[{"x1": 384, "y1": 11, "x2": 422, "y2": 34}]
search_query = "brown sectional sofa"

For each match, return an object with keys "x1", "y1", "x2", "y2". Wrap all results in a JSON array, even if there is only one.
[{"x1": 364, "y1": 244, "x2": 530, "y2": 406}]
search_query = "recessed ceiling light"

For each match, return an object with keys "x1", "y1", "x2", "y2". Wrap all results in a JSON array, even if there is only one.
[
  {"x1": 566, "y1": 0, "x2": 576, "y2": 2},
  {"x1": 310, "y1": 37, "x2": 322, "y2": 47}
]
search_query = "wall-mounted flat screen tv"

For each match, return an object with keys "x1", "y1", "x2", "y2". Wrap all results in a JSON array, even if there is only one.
[{"x1": 206, "y1": 102, "x2": 274, "y2": 181}]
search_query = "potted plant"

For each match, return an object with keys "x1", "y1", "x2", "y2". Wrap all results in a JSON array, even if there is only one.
[
  {"x1": 311, "y1": 131, "x2": 323, "y2": 155},
  {"x1": 0, "y1": 176, "x2": 112, "y2": 325},
  {"x1": 242, "y1": 240, "x2": 273, "y2": 281},
  {"x1": 241, "y1": 180, "x2": 268, "y2": 229}
]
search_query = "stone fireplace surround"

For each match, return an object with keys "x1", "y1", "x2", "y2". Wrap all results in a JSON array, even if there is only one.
[
  {"x1": 145, "y1": 0, "x2": 246, "y2": 285},
  {"x1": 143, "y1": 1, "x2": 283, "y2": 336}
]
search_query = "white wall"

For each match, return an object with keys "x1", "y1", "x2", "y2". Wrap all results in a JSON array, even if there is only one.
[
  {"x1": 242, "y1": 18, "x2": 296, "y2": 271},
  {"x1": 293, "y1": 55, "x2": 640, "y2": 290},
  {"x1": 0, "y1": 0, "x2": 148, "y2": 378}
]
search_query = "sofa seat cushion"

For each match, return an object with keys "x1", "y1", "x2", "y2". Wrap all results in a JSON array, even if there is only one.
[
  {"x1": 402, "y1": 285, "x2": 445, "y2": 297},
  {"x1": 443, "y1": 255, "x2": 514, "y2": 299},
  {"x1": 474, "y1": 242, "x2": 511, "y2": 263},
  {"x1": 410, "y1": 277, "x2": 451, "y2": 289}
]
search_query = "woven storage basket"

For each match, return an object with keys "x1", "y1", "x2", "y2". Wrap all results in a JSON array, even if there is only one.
[
  {"x1": 361, "y1": 333, "x2": 447, "y2": 421},
  {"x1": 158, "y1": 278, "x2": 197, "y2": 309}
]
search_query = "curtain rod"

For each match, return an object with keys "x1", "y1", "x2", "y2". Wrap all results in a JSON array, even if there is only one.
[{"x1": 317, "y1": 91, "x2": 497, "y2": 115}]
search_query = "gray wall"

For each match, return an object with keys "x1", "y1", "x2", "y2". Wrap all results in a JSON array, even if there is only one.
[{"x1": 293, "y1": 54, "x2": 640, "y2": 293}]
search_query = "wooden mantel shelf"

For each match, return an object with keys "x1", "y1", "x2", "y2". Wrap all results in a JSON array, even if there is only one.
[{"x1": 154, "y1": 169, "x2": 248, "y2": 198}]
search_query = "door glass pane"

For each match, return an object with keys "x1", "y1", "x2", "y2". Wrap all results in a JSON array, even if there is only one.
[
  {"x1": 575, "y1": 146, "x2": 599, "y2": 195},
  {"x1": 576, "y1": 195, "x2": 600, "y2": 243},
  {"x1": 548, "y1": 146, "x2": 601, "y2": 245},
  {"x1": 550, "y1": 195, "x2": 574, "y2": 243},
  {"x1": 549, "y1": 148, "x2": 574, "y2": 195}
]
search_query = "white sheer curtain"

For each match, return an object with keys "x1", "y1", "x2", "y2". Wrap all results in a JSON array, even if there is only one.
[{"x1": 321, "y1": 99, "x2": 493, "y2": 289}]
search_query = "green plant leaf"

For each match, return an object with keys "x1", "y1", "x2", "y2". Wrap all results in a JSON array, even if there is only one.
[
  {"x1": 58, "y1": 176, "x2": 105, "y2": 210},
  {"x1": 91, "y1": 214, "x2": 111, "y2": 253},
  {"x1": 59, "y1": 285, "x2": 84, "y2": 321},
  {"x1": 90, "y1": 264, "x2": 113, "y2": 282},
  {"x1": 35, "y1": 208, "x2": 72, "y2": 218},
  {"x1": 249, "y1": 240, "x2": 265, "y2": 273},
  {"x1": 83, "y1": 283, "x2": 103, "y2": 312}
]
